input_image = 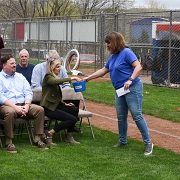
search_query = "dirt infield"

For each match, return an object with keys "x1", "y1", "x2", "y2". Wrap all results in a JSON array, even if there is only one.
[
  {"x1": 77, "y1": 71, "x2": 180, "y2": 154},
  {"x1": 85, "y1": 100, "x2": 180, "y2": 154}
]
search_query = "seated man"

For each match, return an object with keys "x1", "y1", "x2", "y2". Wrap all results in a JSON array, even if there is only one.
[
  {"x1": 16, "y1": 49, "x2": 35, "y2": 85},
  {"x1": 31, "y1": 49, "x2": 70, "y2": 89},
  {"x1": 31, "y1": 50, "x2": 80, "y2": 132},
  {"x1": 0, "y1": 55, "x2": 48, "y2": 153}
]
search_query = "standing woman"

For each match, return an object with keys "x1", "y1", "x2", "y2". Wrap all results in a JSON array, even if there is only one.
[
  {"x1": 83, "y1": 31, "x2": 153, "y2": 155},
  {"x1": 40, "y1": 58, "x2": 81, "y2": 144}
]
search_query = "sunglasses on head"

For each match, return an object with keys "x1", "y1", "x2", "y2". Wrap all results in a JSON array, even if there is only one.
[{"x1": 49, "y1": 58, "x2": 56, "y2": 65}]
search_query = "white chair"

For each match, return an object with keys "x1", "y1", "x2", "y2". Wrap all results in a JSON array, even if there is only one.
[{"x1": 62, "y1": 88, "x2": 95, "y2": 138}]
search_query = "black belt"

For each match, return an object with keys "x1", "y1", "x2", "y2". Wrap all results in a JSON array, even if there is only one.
[{"x1": 15, "y1": 103, "x2": 25, "y2": 106}]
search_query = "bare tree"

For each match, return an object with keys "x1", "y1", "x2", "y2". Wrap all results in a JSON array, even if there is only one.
[
  {"x1": 31, "y1": 0, "x2": 79, "y2": 18},
  {"x1": 0, "y1": 0, "x2": 36, "y2": 19},
  {"x1": 106, "y1": 0, "x2": 135, "y2": 13},
  {"x1": 74, "y1": 0, "x2": 135, "y2": 17},
  {"x1": 74, "y1": 0, "x2": 108, "y2": 18},
  {"x1": 135, "y1": 0, "x2": 166, "y2": 9},
  {"x1": 46, "y1": 0, "x2": 77, "y2": 17},
  {"x1": 0, "y1": 0, "x2": 136, "y2": 19},
  {"x1": 146, "y1": 0, "x2": 166, "y2": 9},
  {"x1": 0, "y1": 0, "x2": 79, "y2": 19}
]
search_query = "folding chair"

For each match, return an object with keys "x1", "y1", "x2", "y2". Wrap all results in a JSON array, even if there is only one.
[
  {"x1": 0, "y1": 118, "x2": 32, "y2": 147},
  {"x1": 62, "y1": 88, "x2": 95, "y2": 138}
]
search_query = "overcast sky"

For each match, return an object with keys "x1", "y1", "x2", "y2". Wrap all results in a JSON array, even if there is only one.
[{"x1": 134, "y1": 0, "x2": 180, "y2": 10}]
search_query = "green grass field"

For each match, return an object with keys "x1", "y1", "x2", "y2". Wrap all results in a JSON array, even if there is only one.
[
  {"x1": 2, "y1": 60, "x2": 179, "y2": 179},
  {"x1": 0, "y1": 126, "x2": 180, "y2": 180}
]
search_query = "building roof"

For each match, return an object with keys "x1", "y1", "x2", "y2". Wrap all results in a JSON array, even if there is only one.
[{"x1": 130, "y1": 17, "x2": 168, "y2": 25}]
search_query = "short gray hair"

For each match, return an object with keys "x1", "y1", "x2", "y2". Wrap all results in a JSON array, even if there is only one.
[
  {"x1": 19, "y1": 49, "x2": 29, "y2": 57},
  {"x1": 46, "y1": 50, "x2": 60, "y2": 61}
]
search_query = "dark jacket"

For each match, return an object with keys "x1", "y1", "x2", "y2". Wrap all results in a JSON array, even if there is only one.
[{"x1": 40, "y1": 72, "x2": 71, "y2": 111}]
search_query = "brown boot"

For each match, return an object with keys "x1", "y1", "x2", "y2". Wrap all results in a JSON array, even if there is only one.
[
  {"x1": 65, "y1": 132, "x2": 80, "y2": 144},
  {"x1": 42, "y1": 130, "x2": 56, "y2": 145}
]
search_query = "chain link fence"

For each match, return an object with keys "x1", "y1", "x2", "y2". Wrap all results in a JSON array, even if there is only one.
[{"x1": 1, "y1": 10, "x2": 180, "y2": 87}]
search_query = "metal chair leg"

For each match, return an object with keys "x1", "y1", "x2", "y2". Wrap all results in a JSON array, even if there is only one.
[{"x1": 0, "y1": 137, "x2": 2, "y2": 148}]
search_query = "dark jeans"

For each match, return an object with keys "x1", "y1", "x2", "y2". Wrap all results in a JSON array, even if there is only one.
[
  {"x1": 34, "y1": 100, "x2": 80, "y2": 108},
  {"x1": 64, "y1": 100, "x2": 80, "y2": 122},
  {"x1": 64, "y1": 100, "x2": 80, "y2": 108},
  {"x1": 34, "y1": 100, "x2": 80, "y2": 130},
  {"x1": 44, "y1": 105, "x2": 79, "y2": 133}
]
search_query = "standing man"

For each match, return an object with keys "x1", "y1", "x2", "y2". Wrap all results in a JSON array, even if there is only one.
[
  {"x1": 0, "y1": 36, "x2": 5, "y2": 71},
  {"x1": 16, "y1": 49, "x2": 35, "y2": 85},
  {"x1": 0, "y1": 55, "x2": 48, "y2": 153}
]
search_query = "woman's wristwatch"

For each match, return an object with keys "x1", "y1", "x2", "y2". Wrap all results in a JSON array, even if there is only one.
[{"x1": 128, "y1": 77, "x2": 134, "y2": 81}]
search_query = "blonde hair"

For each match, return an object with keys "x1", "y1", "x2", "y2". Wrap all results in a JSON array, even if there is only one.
[{"x1": 47, "y1": 58, "x2": 61, "y2": 78}]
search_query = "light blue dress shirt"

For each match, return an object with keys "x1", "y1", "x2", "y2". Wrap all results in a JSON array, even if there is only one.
[
  {"x1": 31, "y1": 62, "x2": 70, "y2": 90},
  {"x1": 0, "y1": 70, "x2": 33, "y2": 105}
]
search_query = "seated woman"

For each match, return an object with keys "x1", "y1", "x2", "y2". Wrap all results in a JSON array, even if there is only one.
[{"x1": 40, "y1": 58, "x2": 81, "y2": 145}]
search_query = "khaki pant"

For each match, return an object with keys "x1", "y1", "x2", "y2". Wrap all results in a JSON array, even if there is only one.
[{"x1": 0, "y1": 104, "x2": 44, "y2": 139}]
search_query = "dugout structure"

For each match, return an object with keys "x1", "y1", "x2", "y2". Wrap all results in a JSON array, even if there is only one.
[{"x1": 151, "y1": 21, "x2": 180, "y2": 86}]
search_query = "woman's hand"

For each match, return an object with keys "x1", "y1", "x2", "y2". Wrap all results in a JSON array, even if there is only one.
[
  {"x1": 124, "y1": 80, "x2": 132, "y2": 90},
  {"x1": 83, "y1": 77, "x2": 88, "y2": 82},
  {"x1": 71, "y1": 76, "x2": 82, "y2": 81},
  {"x1": 65, "y1": 102, "x2": 75, "y2": 107}
]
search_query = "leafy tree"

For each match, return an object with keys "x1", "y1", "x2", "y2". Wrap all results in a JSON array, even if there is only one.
[
  {"x1": 138, "y1": 29, "x2": 150, "y2": 44},
  {"x1": 0, "y1": 0, "x2": 79, "y2": 19},
  {"x1": 33, "y1": 0, "x2": 78, "y2": 17}
]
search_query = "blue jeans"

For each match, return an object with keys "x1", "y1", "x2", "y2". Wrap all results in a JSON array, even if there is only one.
[{"x1": 115, "y1": 81, "x2": 151, "y2": 144}]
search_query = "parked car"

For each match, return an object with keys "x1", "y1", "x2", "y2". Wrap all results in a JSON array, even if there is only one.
[{"x1": 79, "y1": 54, "x2": 100, "y2": 64}]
